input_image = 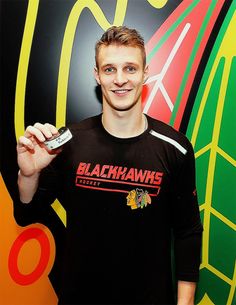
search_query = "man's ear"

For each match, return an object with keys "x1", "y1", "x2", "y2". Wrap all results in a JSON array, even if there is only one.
[
  {"x1": 143, "y1": 65, "x2": 149, "y2": 84},
  {"x1": 94, "y1": 67, "x2": 101, "y2": 85}
]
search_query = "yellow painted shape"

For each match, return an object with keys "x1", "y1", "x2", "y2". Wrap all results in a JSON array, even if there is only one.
[
  {"x1": 56, "y1": 0, "x2": 128, "y2": 127},
  {"x1": 210, "y1": 207, "x2": 236, "y2": 232},
  {"x1": 217, "y1": 146, "x2": 236, "y2": 167},
  {"x1": 0, "y1": 174, "x2": 57, "y2": 305},
  {"x1": 147, "y1": 0, "x2": 168, "y2": 9},
  {"x1": 54, "y1": 0, "x2": 130, "y2": 224},
  {"x1": 190, "y1": 10, "x2": 236, "y2": 303},
  {"x1": 51, "y1": 199, "x2": 67, "y2": 227},
  {"x1": 191, "y1": 12, "x2": 236, "y2": 269},
  {"x1": 198, "y1": 293, "x2": 215, "y2": 305},
  {"x1": 227, "y1": 261, "x2": 236, "y2": 305},
  {"x1": 218, "y1": 10, "x2": 236, "y2": 58},
  {"x1": 195, "y1": 144, "x2": 236, "y2": 168},
  {"x1": 191, "y1": 11, "x2": 236, "y2": 146},
  {"x1": 200, "y1": 55, "x2": 231, "y2": 266},
  {"x1": 206, "y1": 263, "x2": 232, "y2": 285},
  {"x1": 14, "y1": 0, "x2": 39, "y2": 140}
]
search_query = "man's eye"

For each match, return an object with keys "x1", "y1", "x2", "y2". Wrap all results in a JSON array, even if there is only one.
[
  {"x1": 104, "y1": 67, "x2": 115, "y2": 73},
  {"x1": 126, "y1": 66, "x2": 136, "y2": 73}
]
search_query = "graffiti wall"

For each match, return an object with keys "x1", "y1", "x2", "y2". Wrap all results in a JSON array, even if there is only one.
[{"x1": 0, "y1": 0, "x2": 235, "y2": 304}]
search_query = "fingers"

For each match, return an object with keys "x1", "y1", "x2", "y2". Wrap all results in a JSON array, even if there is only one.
[
  {"x1": 35, "y1": 123, "x2": 59, "y2": 138},
  {"x1": 17, "y1": 135, "x2": 35, "y2": 150},
  {"x1": 24, "y1": 123, "x2": 58, "y2": 141},
  {"x1": 17, "y1": 123, "x2": 59, "y2": 151}
]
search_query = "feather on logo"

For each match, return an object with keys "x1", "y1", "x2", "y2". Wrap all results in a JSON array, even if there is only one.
[{"x1": 126, "y1": 189, "x2": 152, "y2": 210}]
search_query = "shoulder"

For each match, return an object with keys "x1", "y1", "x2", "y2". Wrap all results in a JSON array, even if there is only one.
[
  {"x1": 67, "y1": 114, "x2": 102, "y2": 135},
  {"x1": 54, "y1": 114, "x2": 102, "y2": 163},
  {"x1": 146, "y1": 115, "x2": 193, "y2": 155}
]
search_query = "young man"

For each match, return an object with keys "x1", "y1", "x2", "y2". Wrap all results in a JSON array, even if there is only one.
[{"x1": 16, "y1": 26, "x2": 202, "y2": 304}]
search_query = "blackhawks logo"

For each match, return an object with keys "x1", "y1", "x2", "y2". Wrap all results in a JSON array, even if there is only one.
[{"x1": 126, "y1": 189, "x2": 151, "y2": 210}]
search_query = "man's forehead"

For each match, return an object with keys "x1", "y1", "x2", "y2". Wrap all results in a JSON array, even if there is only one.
[
  {"x1": 98, "y1": 44, "x2": 142, "y2": 54},
  {"x1": 97, "y1": 45, "x2": 143, "y2": 65}
]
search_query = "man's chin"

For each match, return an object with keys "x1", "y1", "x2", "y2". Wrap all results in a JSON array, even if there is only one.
[
  {"x1": 110, "y1": 101, "x2": 139, "y2": 112},
  {"x1": 113, "y1": 106, "x2": 132, "y2": 112}
]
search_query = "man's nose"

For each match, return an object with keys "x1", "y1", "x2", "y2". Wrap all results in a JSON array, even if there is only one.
[{"x1": 113, "y1": 70, "x2": 128, "y2": 86}]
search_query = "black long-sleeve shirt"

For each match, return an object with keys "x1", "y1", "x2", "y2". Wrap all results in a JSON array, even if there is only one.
[{"x1": 14, "y1": 114, "x2": 203, "y2": 304}]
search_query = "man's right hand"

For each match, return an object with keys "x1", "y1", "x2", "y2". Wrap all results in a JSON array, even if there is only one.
[{"x1": 16, "y1": 122, "x2": 61, "y2": 177}]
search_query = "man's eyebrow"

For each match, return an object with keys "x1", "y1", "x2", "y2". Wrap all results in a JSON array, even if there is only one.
[
  {"x1": 101, "y1": 62, "x2": 139, "y2": 68},
  {"x1": 101, "y1": 63, "x2": 113, "y2": 68},
  {"x1": 125, "y1": 62, "x2": 139, "y2": 65}
]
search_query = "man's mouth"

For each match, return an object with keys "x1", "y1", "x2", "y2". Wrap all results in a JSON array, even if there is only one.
[{"x1": 111, "y1": 89, "x2": 132, "y2": 95}]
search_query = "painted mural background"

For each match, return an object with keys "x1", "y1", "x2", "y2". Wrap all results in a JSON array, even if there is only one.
[{"x1": 0, "y1": 1, "x2": 235, "y2": 304}]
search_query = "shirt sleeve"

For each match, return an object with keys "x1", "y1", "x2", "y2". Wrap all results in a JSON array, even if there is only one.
[
  {"x1": 171, "y1": 139, "x2": 203, "y2": 282},
  {"x1": 13, "y1": 161, "x2": 61, "y2": 227}
]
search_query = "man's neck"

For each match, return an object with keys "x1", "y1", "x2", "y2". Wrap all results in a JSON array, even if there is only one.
[{"x1": 101, "y1": 110, "x2": 147, "y2": 138}]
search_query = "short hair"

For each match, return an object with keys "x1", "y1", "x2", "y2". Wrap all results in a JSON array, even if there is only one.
[{"x1": 95, "y1": 25, "x2": 146, "y2": 69}]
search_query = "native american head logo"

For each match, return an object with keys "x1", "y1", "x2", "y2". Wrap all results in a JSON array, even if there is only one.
[{"x1": 126, "y1": 189, "x2": 152, "y2": 210}]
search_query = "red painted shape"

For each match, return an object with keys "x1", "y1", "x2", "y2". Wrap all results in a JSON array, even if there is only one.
[
  {"x1": 8, "y1": 228, "x2": 51, "y2": 285},
  {"x1": 143, "y1": 0, "x2": 226, "y2": 129}
]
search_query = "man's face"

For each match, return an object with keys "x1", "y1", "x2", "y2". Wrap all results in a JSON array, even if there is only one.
[{"x1": 94, "y1": 45, "x2": 148, "y2": 112}]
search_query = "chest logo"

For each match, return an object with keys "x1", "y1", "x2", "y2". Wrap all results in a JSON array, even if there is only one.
[{"x1": 126, "y1": 189, "x2": 152, "y2": 210}]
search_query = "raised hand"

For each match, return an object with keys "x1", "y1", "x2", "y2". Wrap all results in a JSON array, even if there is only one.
[{"x1": 16, "y1": 123, "x2": 60, "y2": 177}]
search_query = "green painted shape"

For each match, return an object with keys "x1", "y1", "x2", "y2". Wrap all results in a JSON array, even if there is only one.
[
  {"x1": 170, "y1": 0, "x2": 218, "y2": 125},
  {"x1": 209, "y1": 214, "x2": 236, "y2": 279},
  {"x1": 187, "y1": 2, "x2": 236, "y2": 305},
  {"x1": 219, "y1": 56, "x2": 236, "y2": 159},
  {"x1": 187, "y1": 1, "x2": 236, "y2": 139},
  {"x1": 212, "y1": 154, "x2": 236, "y2": 224},
  {"x1": 233, "y1": 290, "x2": 236, "y2": 305},
  {"x1": 195, "y1": 267, "x2": 230, "y2": 304},
  {"x1": 146, "y1": 0, "x2": 200, "y2": 63},
  {"x1": 195, "y1": 151, "x2": 210, "y2": 205},
  {"x1": 194, "y1": 57, "x2": 225, "y2": 152}
]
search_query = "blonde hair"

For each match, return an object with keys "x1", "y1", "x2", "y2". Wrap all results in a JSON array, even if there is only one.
[{"x1": 95, "y1": 26, "x2": 146, "y2": 68}]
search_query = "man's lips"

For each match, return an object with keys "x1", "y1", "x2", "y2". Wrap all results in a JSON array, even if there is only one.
[{"x1": 111, "y1": 89, "x2": 132, "y2": 95}]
